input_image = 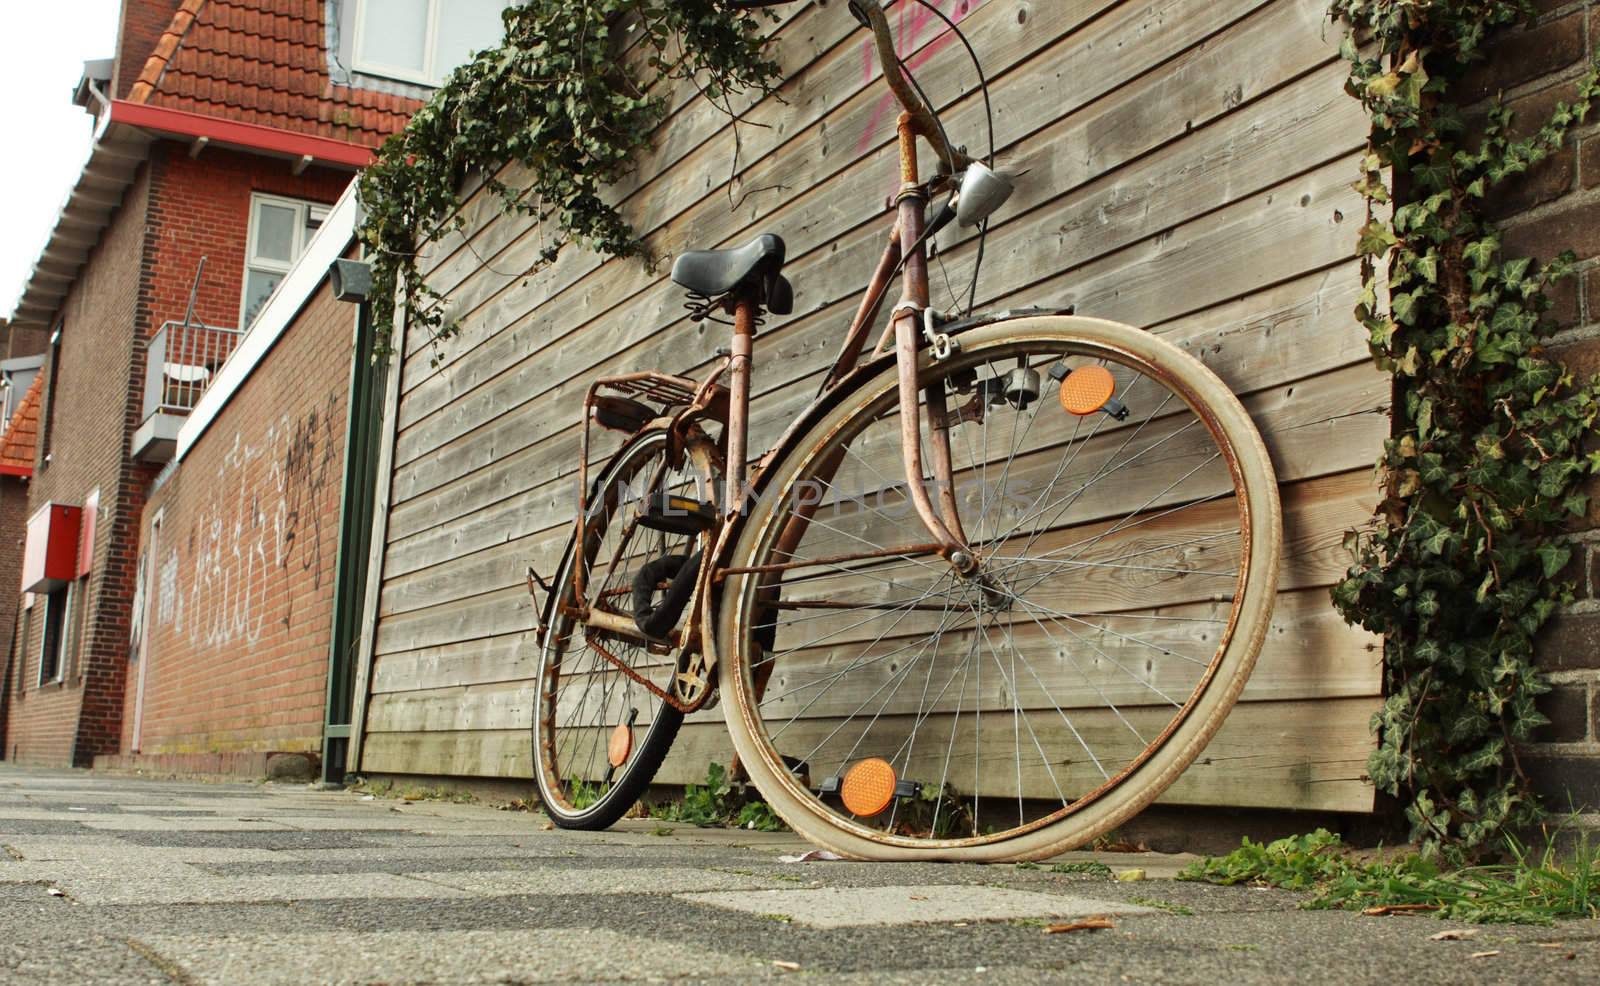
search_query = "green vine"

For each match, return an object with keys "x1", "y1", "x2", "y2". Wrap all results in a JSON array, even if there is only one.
[
  {"x1": 355, "y1": 1, "x2": 781, "y2": 361},
  {"x1": 1329, "y1": 0, "x2": 1600, "y2": 856}
]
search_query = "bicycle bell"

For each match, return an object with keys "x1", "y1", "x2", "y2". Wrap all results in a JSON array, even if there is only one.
[{"x1": 956, "y1": 161, "x2": 1017, "y2": 227}]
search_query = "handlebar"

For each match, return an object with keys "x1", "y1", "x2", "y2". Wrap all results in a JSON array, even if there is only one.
[{"x1": 723, "y1": 0, "x2": 969, "y2": 174}]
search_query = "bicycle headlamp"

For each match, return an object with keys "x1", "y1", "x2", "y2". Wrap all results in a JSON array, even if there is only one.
[{"x1": 955, "y1": 162, "x2": 1016, "y2": 227}]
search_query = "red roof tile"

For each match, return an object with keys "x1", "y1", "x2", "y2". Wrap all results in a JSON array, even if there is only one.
[
  {"x1": 128, "y1": 0, "x2": 421, "y2": 147},
  {"x1": 0, "y1": 373, "x2": 43, "y2": 478}
]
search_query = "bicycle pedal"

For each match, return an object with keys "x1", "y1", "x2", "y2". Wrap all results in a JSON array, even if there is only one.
[
  {"x1": 639, "y1": 492, "x2": 718, "y2": 535},
  {"x1": 817, "y1": 775, "x2": 919, "y2": 799}
]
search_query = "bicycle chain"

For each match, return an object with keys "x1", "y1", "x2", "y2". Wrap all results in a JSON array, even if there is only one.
[{"x1": 583, "y1": 633, "x2": 697, "y2": 715}]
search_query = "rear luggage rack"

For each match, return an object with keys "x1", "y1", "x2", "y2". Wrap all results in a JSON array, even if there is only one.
[{"x1": 596, "y1": 371, "x2": 709, "y2": 411}]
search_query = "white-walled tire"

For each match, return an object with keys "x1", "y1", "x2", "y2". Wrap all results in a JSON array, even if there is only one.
[{"x1": 715, "y1": 316, "x2": 1281, "y2": 861}]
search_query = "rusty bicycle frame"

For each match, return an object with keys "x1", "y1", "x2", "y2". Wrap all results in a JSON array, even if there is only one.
[{"x1": 542, "y1": 0, "x2": 1007, "y2": 715}]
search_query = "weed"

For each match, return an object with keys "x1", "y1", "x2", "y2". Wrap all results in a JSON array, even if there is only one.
[
  {"x1": 349, "y1": 779, "x2": 479, "y2": 804},
  {"x1": 1014, "y1": 861, "x2": 1042, "y2": 871},
  {"x1": 1225, "y1": 944, "x2": 1260, "y2": 953},
  {"x1": 566, "y1": 777, "x2": 609, "y2": 811},
  {"x1": 1050, "y1": 861, "x2": 1113, "y2": 877},
  {"x1": 759, "y1": 913, "x2": 794, "y2": 923},
  {"x1": 736, "y1": 800, "x2": 786, "y2": 832},
  {"x1": 350, "y1": 778, "x2": 393, "y2": 798},
  {"x1": 650, "y1": 763, "x2": 788, "y2": 831},
  {"x1": 650, "y1": 825, "x2": 674, "y2": 837},
  {"x1": 1129, "y1": 897, "x2": 1194, "y2": 916},
  {"x1": 1180, "y1": 829, "x2": 1600, "y2": 925},
  {"x1": 396, "y1": 785, "x2": 479, "y2": 804}
]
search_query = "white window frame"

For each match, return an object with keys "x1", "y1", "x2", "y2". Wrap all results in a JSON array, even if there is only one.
[
  {"x1": 240, "y1": 194, "x2": 331, "y2": 329},
  {"x1": 37, "y1": 586, "x2": 69, "y2": 686},
  {"x1": 350, "y1": 0, "x2": 501, "y2": 86}
]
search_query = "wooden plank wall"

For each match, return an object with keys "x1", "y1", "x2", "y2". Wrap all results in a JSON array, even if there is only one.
[{"x1": 357, "y1": 0, "x2": 1387, "y2": 814}]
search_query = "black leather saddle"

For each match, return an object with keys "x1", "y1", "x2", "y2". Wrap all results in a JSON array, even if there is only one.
[{"x1": 671, "y1": 233, "x2": 794, "y2": 316}]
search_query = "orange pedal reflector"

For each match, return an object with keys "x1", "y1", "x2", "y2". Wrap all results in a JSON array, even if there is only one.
[
  {"x1": 1060, "y1": 365, "x2": 1116, "y2": 416},
  {"x1": 608, "y1": 722, "x2": 633, "y2": 768},
  {"x1": 840, "y1": 758, "x2": 897, "y2": 818}
]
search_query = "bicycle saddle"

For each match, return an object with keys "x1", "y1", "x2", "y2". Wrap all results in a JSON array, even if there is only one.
[{"x1": 671, "y1": 233, "x2": 793, "y2": 315}]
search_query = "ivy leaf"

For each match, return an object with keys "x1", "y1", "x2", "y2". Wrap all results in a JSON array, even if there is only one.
[
  {"x1": 1357, "y1": 220, "x2": 1399, "y2": 257},
  {"x1": 1535, "y1": 543, "x2": 1571, "y2": 579},
  {"x1": 1463, "y1": 237, "x2": 1500, "y2": 269}
]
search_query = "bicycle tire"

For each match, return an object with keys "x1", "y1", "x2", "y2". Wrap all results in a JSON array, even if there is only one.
[
  {"x1": 715, "y1": 315, "x2": 1281, "y2": 860},
  {"x1": 534, "y1": 428, "x2": 716, "y2": 830}
]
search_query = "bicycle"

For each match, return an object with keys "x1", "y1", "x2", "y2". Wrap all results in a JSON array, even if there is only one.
[{"x1": 528, "y1": 0, "x2": 1281, "y2": 861}]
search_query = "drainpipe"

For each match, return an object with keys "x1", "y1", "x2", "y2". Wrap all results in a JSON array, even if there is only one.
[{"x1": 319, "y1": 257, "x2": 379, "y2": 787}]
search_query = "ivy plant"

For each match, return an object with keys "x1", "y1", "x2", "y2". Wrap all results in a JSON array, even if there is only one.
[
  {"x1": 356, "y1": 1, "x2": 781, "y2": 361},
  {"x1": 1328, "y1": 0, "x2": 1600, "y2": 857}
]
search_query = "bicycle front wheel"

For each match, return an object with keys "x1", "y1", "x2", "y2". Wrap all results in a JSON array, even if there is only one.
[{"x1": 716, "y1": 315, "x2": 1280, "y2": 860}]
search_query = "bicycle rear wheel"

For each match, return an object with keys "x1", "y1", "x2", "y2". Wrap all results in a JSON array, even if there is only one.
[
  {"x1": 534, "y1": 428, "x2": 716, "y2": 829},
  {"x1": 716, "y1": 315, "x2": 1280, "y2": 860}
]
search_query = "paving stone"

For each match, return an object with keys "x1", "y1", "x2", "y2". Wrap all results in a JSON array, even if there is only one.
[
  {"x1": 113, "y1": 830, "x2": 393, "y2": 850},
  {"x1": 283, "y1": 844, "x2": 556, "y2": 863},
  {"x1": 0, "y1": 820, "x2": 92, "y2": 836},
  {"x1": 677, "y1": 884, "x2": 1156, "y2": 929},
  {"x1": 77, "y1": 816, "x2": 295, "y2": 832},
  {"x1": 246, "y1": 815, "x2": 474, "y2": 831},
  {"x1": 138, "y1": 929, "x2": 762, "y2": 986},
  {"x1": 0, "y1": 840, "x2": 285, "y2": 864},
  {"x1": 62, "y1": 872, "x2": 477, "y2": 906},
  {"x1": 0, "y1": 935, "x2": 170, "y2": 986},
  {"x1": 411, "y1": 867, "x2": 792, "y2": 896},
  {"x1": 0, "y1": 861, "x2": 214, "y2": 888},
  {"x1": 0, "y1": 810, "x2": 129, "y2": 823}
]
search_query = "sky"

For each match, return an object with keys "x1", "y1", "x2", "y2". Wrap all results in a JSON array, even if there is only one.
[{"x1": 0, "y1": 1, "x2": 124, "y2": 320}]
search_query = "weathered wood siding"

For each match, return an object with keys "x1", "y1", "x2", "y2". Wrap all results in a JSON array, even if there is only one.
[{"x1": 357, "y1": 0, "x2": 1386, "y2": 813}]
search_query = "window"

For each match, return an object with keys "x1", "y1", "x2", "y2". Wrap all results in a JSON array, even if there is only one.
[
  {"x1": 241, "y1": 195, "x2": 330, "y2": 328},
  {"x1": 67, "y1": 576, "x2": 89, "y2": 681},
  {"x1": 352, "y1": 0, "x2": 506, "y2": 86},
  {"x1": 37, "y1": 587, "x2": 69, "y2": 685},
  {"x1": 10, "y1": 602, "x2": 27, "y2": 696}
]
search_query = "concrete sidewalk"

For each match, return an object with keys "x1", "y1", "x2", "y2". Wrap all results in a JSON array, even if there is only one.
[{"x1": 1, "y1": 766, "x2": 1594, "y2": 984}]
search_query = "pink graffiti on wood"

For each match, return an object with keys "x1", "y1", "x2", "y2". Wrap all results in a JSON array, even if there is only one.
[{"x1": 855, "y1": 0, "x2": 987, "y2": 162}]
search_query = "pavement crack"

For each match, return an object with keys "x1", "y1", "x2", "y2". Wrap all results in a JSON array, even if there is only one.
[
  {"x1": 397, "y1": 872, "x2": 475, "y2": 892},
  {"x1": 123, "y1": 937, "x2": 203, "y2": 986}
]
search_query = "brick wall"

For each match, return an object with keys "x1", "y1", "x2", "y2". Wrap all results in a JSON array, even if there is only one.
[
  {"x1": 1478, "y1": 1, "x2": 1600, "y2": 813},
  {"x1": 125, "y1": 279, "x2": 353, "y2": 759},
  {"x1": 113, "y1": 0, "x2": 182, "y2": 99},
  {"x1": 0, "y1": 478, "x2": 32, "y2": 758},
  {"x1": 4, "y1": 165, "x2": 152, "y2": 766},
  {"x1": 147, "y1": 145, "x2": 351, "y2": 334},
  {"x1": 2, "y1": 136, "x2": 354, "y2": 766}
]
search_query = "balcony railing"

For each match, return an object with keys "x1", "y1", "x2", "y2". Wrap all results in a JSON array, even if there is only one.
[
  {"x1": 134, "y1": 320, "x2": 242, "y2": 462},
  {"x1": 142, "y1": 320, "x2": 242, "y2": 422}
]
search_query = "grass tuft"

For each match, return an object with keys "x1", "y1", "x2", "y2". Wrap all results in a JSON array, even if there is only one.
[{"x1": 1179, "y1": 828, "x2": 1600, "y2": 925}]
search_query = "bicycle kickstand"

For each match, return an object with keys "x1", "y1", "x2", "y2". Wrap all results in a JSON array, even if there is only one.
[{"x1": 527, "y1": 566, "x2": 555, "y2": 646}]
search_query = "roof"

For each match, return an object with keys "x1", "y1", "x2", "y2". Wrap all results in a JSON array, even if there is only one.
[
  {"x1": 127, "y1": 0, "x2": 422, "y2": 146},
  {"x1": 0, "y1": 373, "x2": 44, "y2": 478},
  {"x1": 7, "y1": 0, "x2": 420, "y2": 328}
]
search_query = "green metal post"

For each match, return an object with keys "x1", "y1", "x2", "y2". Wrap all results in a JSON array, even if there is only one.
[{"x1": 321, "y1": 301, "x2": 383, "y2": 786}]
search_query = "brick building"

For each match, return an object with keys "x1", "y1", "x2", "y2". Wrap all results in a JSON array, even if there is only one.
[
  {"x1": 0, "y1": 0, "x2": 504, "y2": 769},
  {"x1": 0, "y1": 359, "x2": 47, "y2": 756},
  {"x1": 1487, "y1": 0, "x2": 1600, "y2": 812}
]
